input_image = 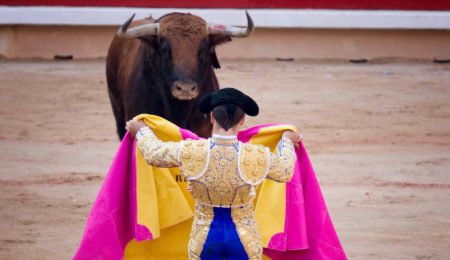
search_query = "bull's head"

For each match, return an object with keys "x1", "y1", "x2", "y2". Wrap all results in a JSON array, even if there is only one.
[{"x1": 117, "y1": 12, "x2": 254, "y2": 100}]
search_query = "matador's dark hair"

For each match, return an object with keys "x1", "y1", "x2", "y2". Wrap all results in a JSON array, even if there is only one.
[{"x1": 212, "y1": 105, "x2": 245, "y2": 131}]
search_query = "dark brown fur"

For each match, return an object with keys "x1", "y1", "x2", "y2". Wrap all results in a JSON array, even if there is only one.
[{"x1": 106, "y1": 13, "x2": 231, "y2": 139}]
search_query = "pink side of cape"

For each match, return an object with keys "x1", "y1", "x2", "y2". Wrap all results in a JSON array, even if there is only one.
[
  {"x1": 239, "y1": 125, "x2": 347, "y2": 259},
  {"x1": 74, "y1": 133, "x2": 135, "y2": 260},
  {"x1": 263, "y1": 145, "x2": 346, "y2": 259}
]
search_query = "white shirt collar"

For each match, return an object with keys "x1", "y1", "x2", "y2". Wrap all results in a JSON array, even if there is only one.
[{"x1": 212, "y1": 134, "x2": 238, "y2": 139}]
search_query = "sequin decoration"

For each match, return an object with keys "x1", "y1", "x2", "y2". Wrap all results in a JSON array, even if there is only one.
[
  {"x1": 188, "y1": 203, "x2": 214, "y2": 259},
  {"x1": 239, "y1": 143, "x2": 270, "y2": 185},
  {"x1": 232, "y1": 204, "x2": 263, "y2": 259},
  {"x1": 266, "y1": 138, "x2": 296, "y2": 182},
  {"x1": 186, "y1": 136, "x2": 253, "y2": 208},
  {"x1": 136, "y1": 132, "x2": 180, "y2": 168},
  {"x1": 179, "y1": 139, "x2": 209, "y2": 179}
]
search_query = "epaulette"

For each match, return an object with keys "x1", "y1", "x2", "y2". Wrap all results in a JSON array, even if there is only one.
[
  {"x1": 238, "y1": 143, "x2": 270, "y2": 185},
  {"x1": 179, "y1": 139, "x2": 209, "y2": 179}
]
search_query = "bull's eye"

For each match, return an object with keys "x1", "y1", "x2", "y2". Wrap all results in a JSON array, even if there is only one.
[
  {"x1": 197, "y1": 39, "x2": 208, "y2": 56},
  {"x1": 197, "y1": 40, "x2": 209, "y2": 67},
  {"x1": 159, "y1": 40, "x2": 172, "y2": 57}
]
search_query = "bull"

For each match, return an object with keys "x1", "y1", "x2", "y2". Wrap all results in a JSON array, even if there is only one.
[{"x1": 106, "y1": 12, "x2": 254, "y2": 139}]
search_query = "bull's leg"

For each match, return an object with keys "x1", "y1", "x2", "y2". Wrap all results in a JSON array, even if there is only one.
[
  {"x1": 108, "y1": 91, "x2": 126, "y2": 140},
  {"x1": 116, "y1": 117, "x2": 127, "y2": 140}
]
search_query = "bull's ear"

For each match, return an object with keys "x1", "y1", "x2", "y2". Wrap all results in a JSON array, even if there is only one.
[
  {"x1": 209, "y1": 34, "x2": 232, "y2": 47},
  {"x1": 211, "y1": 50, "x2": 221, "y2": 69},
  {"x1": 209, "y1": 34, "x2": 230, "y2": 69}
]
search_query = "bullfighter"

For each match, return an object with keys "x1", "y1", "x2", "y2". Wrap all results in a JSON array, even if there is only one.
[{"x1": 125, "y1": 88, "x2": 302, "y2": 259}]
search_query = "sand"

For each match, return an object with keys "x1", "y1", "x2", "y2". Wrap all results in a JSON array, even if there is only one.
[{"x1": 0, "y1": 59, "x2": 449, "y2": 259}]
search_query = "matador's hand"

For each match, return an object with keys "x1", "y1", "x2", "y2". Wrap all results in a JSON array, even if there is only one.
[
  {"x1": 282, "y1": 130, "x2": 303, "y2": 143},
  {"x1": 125, "y1": 119, "x2": 147, "y2": 138}
]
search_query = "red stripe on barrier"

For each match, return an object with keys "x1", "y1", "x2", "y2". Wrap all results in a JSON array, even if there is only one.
[{"x1": 4, "y1": 0, "x2": 450, "y2": 11}]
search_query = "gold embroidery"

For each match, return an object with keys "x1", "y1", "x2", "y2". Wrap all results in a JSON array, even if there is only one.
[
  {"x1": 239, "y1": 143, "x2": 269, "y2": 185},
  {"x1": 266, "y1": 138, "x2": 296, "y2": 183},
  {"x1": 232, "y1": 204, "x2": 263, "y2": 259},
  {"x1": 189, "y1": 138, "x2": 251, "y2": 207},
  {"x1": 136, "y1": 133, "x2": 180, "y2": 168},
  {"x1": 179, "y1": 139, "x2": 208, "y2": 179},
  {"x1": 181, "y1": 138, "x2": 256, "y2": 208},
  {"x1": 188, "y1": 203, "x2": 214, "y2": 259}
]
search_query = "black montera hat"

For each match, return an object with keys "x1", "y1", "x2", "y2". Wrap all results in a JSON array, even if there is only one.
[{"x1": 198, "y1": 88, "x2": 259, "y2": 116}]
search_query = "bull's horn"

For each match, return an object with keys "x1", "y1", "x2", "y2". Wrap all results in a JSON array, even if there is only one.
[
  {"x1": 117, "y1": 14, "x2": 160, "y2": 38},
  {"x1": 207, "y1": 10, "x2": 254, "y2": 38}
]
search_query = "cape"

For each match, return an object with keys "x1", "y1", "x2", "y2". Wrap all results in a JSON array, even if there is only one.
[{"x1": 74, "y1": 114, "x2": 347, "y2": 260}]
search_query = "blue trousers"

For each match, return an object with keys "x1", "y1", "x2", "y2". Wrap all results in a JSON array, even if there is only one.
[{"x1": 200, "y1": 207, "x2": 248, "y2": 260}]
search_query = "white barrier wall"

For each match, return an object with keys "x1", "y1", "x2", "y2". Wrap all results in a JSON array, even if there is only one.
[{"x1": 1, "y1": 7, "x2": 449, "y2": 60}]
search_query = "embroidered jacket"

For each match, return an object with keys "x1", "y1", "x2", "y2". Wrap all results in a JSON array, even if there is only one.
[{"x1": 136, "y1": 127, "x2": 296, "y2": 259}]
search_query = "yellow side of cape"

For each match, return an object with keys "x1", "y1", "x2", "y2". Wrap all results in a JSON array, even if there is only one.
[
  {"x1": 124, "y1": 115, "x2": 296, "y2": 259},
  {"x1": 125, "y1": 115, "x2": 194, "y2": 259},
  {"x1": 249, "y1": 125, "x2": 297, "y2": 249}
]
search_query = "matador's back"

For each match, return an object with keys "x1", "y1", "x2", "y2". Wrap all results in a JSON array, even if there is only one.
[
  {"x1": 136, "y1": 128, "x2": 296, "y2": 259},
  {"x1": 179, "y1": 134, "x2": 295, "y2": 208}
]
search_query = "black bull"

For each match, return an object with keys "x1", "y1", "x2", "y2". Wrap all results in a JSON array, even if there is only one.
[{"x1": 106, "y1": 12, "x2": 254, "y2": 139}]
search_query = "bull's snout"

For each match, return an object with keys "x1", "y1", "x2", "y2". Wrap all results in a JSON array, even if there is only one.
[{"x1": 171, "y1": 80, "x2": 199, "y2": 100}]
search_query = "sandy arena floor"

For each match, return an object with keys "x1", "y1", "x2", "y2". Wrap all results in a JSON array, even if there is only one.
[{"x1": 0, "y1": 59, "x2": 449, "y2": 259}]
